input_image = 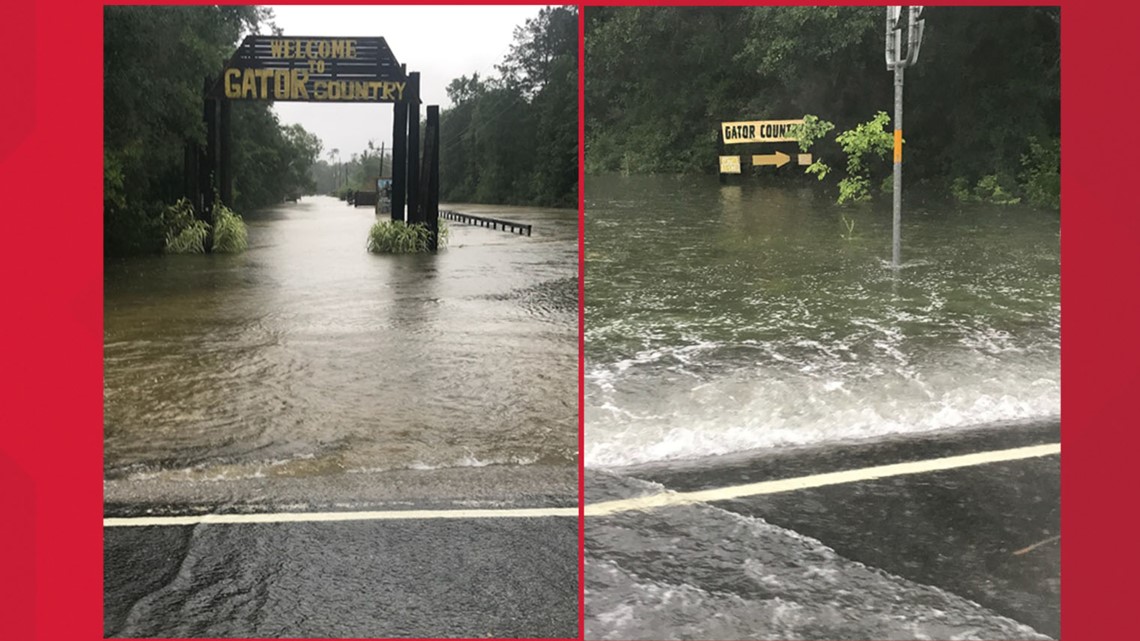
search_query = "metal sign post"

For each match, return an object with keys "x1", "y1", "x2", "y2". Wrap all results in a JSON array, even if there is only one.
[{"x1": 886, "y1": 6, "x2": 925, "y2": 270}]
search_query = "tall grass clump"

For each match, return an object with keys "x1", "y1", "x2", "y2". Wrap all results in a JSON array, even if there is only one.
[
  {"x1": 367, "y1": 220, "x2": 433, "y2": 253},
  {"x1": 163, "y1": 198, "x2": 209, "y2": 254},
  {"x1": 211, "y1": 201, "x2": 249, "y2": 253},
  {"x1": 436, "y1": 219, "x2": 450, "y2": 246}
]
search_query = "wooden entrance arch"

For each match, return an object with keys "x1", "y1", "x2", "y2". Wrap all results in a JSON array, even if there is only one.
[{"x1": 186, "y1": 34, "x2": 441, "y2": 250}]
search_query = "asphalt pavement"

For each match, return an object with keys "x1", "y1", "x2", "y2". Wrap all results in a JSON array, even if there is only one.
[
  {"x1": 105, "y1": 465, "x2": 579, "y2": 638},
  {"x1": 613, "y1": 419, "x2": 1060, "y2": 638}
]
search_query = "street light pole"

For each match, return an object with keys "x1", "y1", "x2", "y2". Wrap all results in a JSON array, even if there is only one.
[{"x1": 886, "y1": 6, "x2": 925, "y2": 270}]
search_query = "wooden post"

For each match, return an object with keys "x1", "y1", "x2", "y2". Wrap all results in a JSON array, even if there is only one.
[
  {"x1": 183, "y1": 141, "x2": 199, "y2": 203},
  {"x1": 429, "y1": 105, "x2": 440, "y2": 249},
  {"x1": 421, "y1": 105, "x2": 440, "y2": 251},
  {"x1": 200, "y1": 95, "x2": 218, "y2": 220},
  {"x1": 391, "y1": 101, "x2": 408, "y2": 221},
  {"x1": 406, "y1": 72, "x2": 421, "y2": 225},
  {"x1": 718, "y1": 125, "x2": 727, "y2": 184},
  {"x1": 219, "y1": 99, "x2": 232, "y2": 208}
]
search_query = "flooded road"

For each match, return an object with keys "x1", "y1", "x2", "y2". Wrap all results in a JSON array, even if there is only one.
[
  {"x1": 586, "y1": 176, "x2": 1059, "y2": 466},
  {"x1": 104, "y1": 197, "x2": 579, "y2": 637},
  {"x1": 105, "y1": 196, "x2": 577, "y2": 506},
  {"x1": 584, "y1": 175, "x2": 1060, "y2": 639}
]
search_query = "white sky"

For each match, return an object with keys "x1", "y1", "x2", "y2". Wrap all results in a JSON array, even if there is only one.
[{"x1": 264, "y1": 4, "x2": 548, "y2": 161}]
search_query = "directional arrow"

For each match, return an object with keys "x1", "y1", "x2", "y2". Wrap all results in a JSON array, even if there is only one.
[{"x1": 751, "y1": 151, "x2": 790, "y2": 168}]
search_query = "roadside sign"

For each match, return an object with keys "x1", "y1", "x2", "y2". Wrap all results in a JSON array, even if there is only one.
[
  {"x1": 719, "y1": 156, "x2": 742, "y2": 174},
  {"x1": 721, "y1": 119, "x2": 804, "y2": 144},
  {"x1": 751, "y1": 151, "x2": 791, "y2": 168}
]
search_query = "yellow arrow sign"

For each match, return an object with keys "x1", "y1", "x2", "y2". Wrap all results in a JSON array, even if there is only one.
[{"x1": 752, "y1": 151, "x2": 791, "y2": 168}]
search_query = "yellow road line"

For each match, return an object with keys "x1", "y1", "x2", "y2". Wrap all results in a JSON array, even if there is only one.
[{"x1": 585, "y1": 443, "x2": 1060, "y2": 517}]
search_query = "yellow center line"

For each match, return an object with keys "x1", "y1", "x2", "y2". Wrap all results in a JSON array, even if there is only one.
[{"x1": 585, "y1": 443, "x2": 1060, "y2": 517}]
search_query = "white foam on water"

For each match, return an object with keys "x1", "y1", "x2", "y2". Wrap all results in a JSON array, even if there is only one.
[
  {"x1": 113, "y1": 450, "x2": 544, "y2": 483},
  {"x1": 586, "y1": 335, "x2": 1059, "y2": 468}
]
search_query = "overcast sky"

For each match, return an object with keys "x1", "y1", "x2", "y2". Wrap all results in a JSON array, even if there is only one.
[{"x1": 265, "y1": 4, "x2": 548, "y2": 161}]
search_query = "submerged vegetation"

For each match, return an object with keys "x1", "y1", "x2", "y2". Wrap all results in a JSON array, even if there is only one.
[
  {"x1": 163, "y1": 199, "x2": 209, "y2": 254},
  {"x1": 211, "y1": 202, "x2": 249, "y2": 253},
  {"x1": 366, "y1": 220, "x2": 449, "y2": 254},
  {"x1": 794, "y1": 112, "x2": 895, "y2": 205},
  {"x1": 585, "y1": 6, "x2": 1060, "y2": 209},
  {"x1": 162, "y1": 197, "x2": 249, "y2": 254}
]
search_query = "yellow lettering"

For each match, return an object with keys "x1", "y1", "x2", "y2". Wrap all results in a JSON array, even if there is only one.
[
  {"x1": 331, "y1": 40, "x2": 346, "y2": 58},
  {"x1": 242, "y1": 69, "x2": 257, "y2": 98},
  {"x1": 347, "y1": 40, "x2": 357, "y2": 58},
  {"x1": 270, "y1": 40, "x2": 286, "y2": 58},
  {"x1": 274, "y1": 70, "x2": 289, "y2": 99},
  {"x1": 394, "y1": 82, "x2": 406, "y2": 101},
  {"x1": 256, "y1": 69, "x2": 273, "y2": 99},
  {"x1": 292, "y1": 70, "x2": 309, "y2": 99},
  {"x1": 318, "y1": 41, "x2": 331, "y2": 58},
  {"x1": 223, "y1": 69, "x2": 241, "y2": 98},
  {"x1": 353, "y1": 81, "x2": 368, "y2": 99},
  {"x1": 313, "y1": 80, "x2": 326, "y2": 100},
  {"x1": 305, "y1": 40, "x2": 315, "y2": 58}
]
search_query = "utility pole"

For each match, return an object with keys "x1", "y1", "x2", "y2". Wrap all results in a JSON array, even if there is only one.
[{"x1": 886, "y1": 6, "x2": 925, "y2": 269}]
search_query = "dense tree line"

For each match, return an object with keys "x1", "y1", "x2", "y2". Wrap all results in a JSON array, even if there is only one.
[
  {"x1": 104, "y1": 6, "x2": 322, "y2": 256},
  {"x1": 439, "y1": 6, "x2": 578, "y2": 208},
  {"x1": 585, "y1": 6, "x2": 1059, "y2": 207}
]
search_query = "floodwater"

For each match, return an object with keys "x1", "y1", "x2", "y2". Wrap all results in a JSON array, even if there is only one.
[
  {"x1": 584, "y1": 175, "x2": 1060, "y2": 639},
  {"x1": 104, "y1": 196, "x2": 577, "y2": 508}
]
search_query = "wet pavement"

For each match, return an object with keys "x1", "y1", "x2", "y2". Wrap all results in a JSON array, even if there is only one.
[
  {"x1": 105, "y1": 514, "x2": 578, "y2": 638},
  {"x1": 585, "y1": 420, "x2": 1059, "y2": 640}
]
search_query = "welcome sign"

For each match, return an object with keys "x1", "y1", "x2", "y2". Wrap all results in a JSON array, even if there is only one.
[{"x1": 211, "y1": 35, "x2": 410, "y2": 102}]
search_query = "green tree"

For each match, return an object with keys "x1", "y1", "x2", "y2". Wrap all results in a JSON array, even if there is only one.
[
  {"x1": 439, "y1": 6, "x2": 578, "y2": 207},
  {"x1": 104, "y1": 5, "x2": 327, "y2": 255},
  {"x1": 584, "y1": 6, "x2": 1059, "y2": 207}
]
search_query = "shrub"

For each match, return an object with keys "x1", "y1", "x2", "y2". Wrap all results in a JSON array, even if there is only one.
[
  {"x1": 1019, "y1": 137, "x2": 1060, "y2": 209},
  {"x1": 794, "y1": 112, "x2": 892, "y2": 204},
  {"x1": 834, "y1": 111, "x2": 894, "y2": 204},
  {"x1": 436, "y1": 219, "x2": 450, "y2": 246},
  {"x1": 211, "y1": 202, "x2": 249, "y2": 253},
  {"x1": 366, "y1": 220, "x2": 451, "y2": 254},
  {"x1": 951, "y1": 177, "x2": 974, "y2": 203},
  {"x1": 974, "y1": 174, "x2": 1021, "y2": 205},
  {"x1": 163, "y1": 198, "x2": 208, "y2": 254},
  {"x1": 367, "y1": 221, "x2": 433, "y2": 253},
  {"x1": 952, "y1": 174, "x2": 1021, "y2": 205}
]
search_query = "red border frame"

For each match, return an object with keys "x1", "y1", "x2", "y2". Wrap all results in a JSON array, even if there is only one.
[{"x1": 1, "y1": 1, "x2": 1136, "y2": 640}]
